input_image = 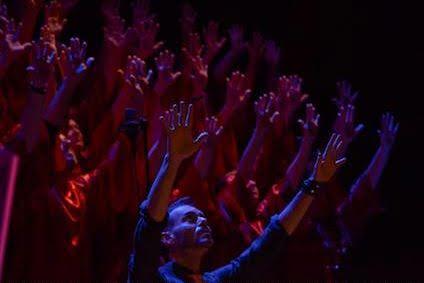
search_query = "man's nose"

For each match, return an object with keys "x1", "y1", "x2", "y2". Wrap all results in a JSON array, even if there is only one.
[{"x1": 197, "y1": 216, "x2": 208, "y2": 227}]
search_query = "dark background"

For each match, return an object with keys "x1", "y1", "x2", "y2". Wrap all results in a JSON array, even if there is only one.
[{"x1": 6, "y1": 0, "x2": 423, "y2": 278}]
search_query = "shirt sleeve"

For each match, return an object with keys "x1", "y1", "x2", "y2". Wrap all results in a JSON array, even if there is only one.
[
  {"x1": 128, "y1": 201, "x2": 168, "y2": 283},
  {"x1": 209, "y1": 215, "x2": 289, "y2": 281}
]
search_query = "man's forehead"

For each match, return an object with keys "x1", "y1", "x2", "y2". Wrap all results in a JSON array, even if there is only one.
[{"x1": 170, "y1": 205, "x2": 204, "y2": 219}]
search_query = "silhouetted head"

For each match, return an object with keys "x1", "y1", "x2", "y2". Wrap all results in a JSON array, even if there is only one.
[{"x1": 161, "y1": 197, "x2": 214, "y2": 260}]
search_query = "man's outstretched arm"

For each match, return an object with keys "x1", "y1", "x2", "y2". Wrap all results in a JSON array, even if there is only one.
[
  {"x1": 129, "y1": 103, "x2": 207, "y2": 282},
  {"x1": 145, "y1": 102, "x2": 208, "y2": 221},
  {"x1": 211, "y1": 134, "x2": 347, "y2": 281},
  {"x1": 279, "y1": 133, "x2": 346, "y2": 234}
]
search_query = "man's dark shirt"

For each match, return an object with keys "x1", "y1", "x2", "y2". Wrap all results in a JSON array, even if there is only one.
[{"x1": 128, "y1": 202, "x2": 289, "y2": 282}]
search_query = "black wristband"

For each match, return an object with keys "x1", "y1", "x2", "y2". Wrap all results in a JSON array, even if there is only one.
[
  {"x1": 300, "y1": 178, "x2": 321, "y2": 196},
  {"x1": 29, "y1": 84, "x2": 47, "y2": 95}
]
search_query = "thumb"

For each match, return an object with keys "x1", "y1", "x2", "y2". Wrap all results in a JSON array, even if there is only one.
[
  {"x1": 313, "y1": 151, "x2": 322, "y2": 171},
  {"x1": 85, "y1": 57, "x2": 95, "y2": 68},
  {"x1": 193, "y1": 131, "x2": 208, "y2": 145},
  {"x1": 354, "y1": 123, "x2": 365, "y2": 135},
  {"x1": 23, "y1": 42, "x2": 33, "y2": 53}
]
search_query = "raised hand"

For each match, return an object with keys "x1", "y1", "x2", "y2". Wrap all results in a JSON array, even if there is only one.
[
  {"x1": 118, "y1": 55, "x2": 151, "y2": 96},
  {"x1": 275, "y1": 75, "x2": 309, "y2": 126},
  {"x1": 0, "y1": 27, "x2": 31, "y2": 68},
  {"x1": 102, "y1": 0, "x2": 136, "y2": 51},
  {"x1": 378, "y1": 113, "x2": 399, "y2": 150},
  {"x1": 154, "y1": 50, "x2": 181, "y2": 95},
  {"x1": 184, "y1": 32, "x2": 203, "y2": 58},
  {"x1": 0, "y1": 18, "x2": 32, "y2": 74},
  {"x1": 103, "y1": 14, "x2": 132, "y2": 50},
  {"x1": 132, "y1": 0, "x2": 151, "y2": 23},
  {"x1": 58, "y1": 0, "x2": 79, "y2": 15},
  {"x1": 203, "y1": 21, "x2": 226, "y2": 63},
  {"x1": 224, "y1": 71, "x2": 252, "y2": 111},
  {"x1": 58, "y1": 37, "x2": 94, "y2": 79},
  {"x1": 44, "y1": 0, "x2": 67, "y2": 36},
  {"x1": 134, "y1": 17, "x2": 163, "y2": 60},
  {"x1": 40, "y1": 25, "x2": 56, "y2": 46},
  {"x1": 180, "y1": 3, "x2": 197, "y2": 41},
  {"x1": 204, "y1": 116, "x2": 223, "y2": 145},
  {"x1": 228, "y1": 25, "x2": 246, "y2": 53},
  {"x1": 333, "y1": 104, "x2": 364, "y2": 150},
  {"x1": 160, "y1": 102, "x2": 208, "y2": 163},
  {"x1": 298, "y1": 103, "x2": 320, "y2": 143},
  {"x1": 335, "y1": 80, "x2": 358, "y2": 108},
  {"x1": 254, "y1": 93, "x2": 280, "y2": 133},
  {"x1": 0, "y1": 2, "x2": 7, "y2": 16},
  {"x1": 190, "y1": 53, "x2": 208, "y2": 94},
  {"x1": 263, "y1": 40, "x2": 280, "y2": 69},
  {"x1": 26, "y1": 40, "x2": 56, "y2": 90},
  {"x1": 311, "y1": 134, "x2": 346, "y2": 183},
  {"x1": 248, "y1": 32, "x2": 265, "y2": 63}
]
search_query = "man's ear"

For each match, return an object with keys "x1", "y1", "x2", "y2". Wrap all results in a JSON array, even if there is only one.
[{"x1": 161, "y1": 231, "x2": 176, "y2": 248}]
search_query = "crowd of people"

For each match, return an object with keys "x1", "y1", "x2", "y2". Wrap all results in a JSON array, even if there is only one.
[{"x1": 0, "y1": 0, "x2": 399, "y2": 281}]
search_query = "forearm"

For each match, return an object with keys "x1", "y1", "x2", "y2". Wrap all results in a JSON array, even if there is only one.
[
  {"x1": 238, "y1": 128, "x2": 265, "y2": 182},
  {"x1": 265, "y1": 68, "x2": 277, "y2": 91},
  {"x1": 19, "y1": 8, "x2": 42, "y2": 43},
  {"x1": 44, "y1": 77, "x2": 79, "y2": 127},
  {"x1": 20, "y1": 91, "x2": 45, "y2": 152},
  {"x1": 212, "y1": 49, "x2": 240, "y2": 84},
  {"x1": 278, "y1": 189, "x2": 314, "y2": 235},
  {"x1": 100, "y1": 47, "x2": 125, "y2": 100},
  {"x1": 363, "y1": 145, "x2": 391, "y2": 189},
  {"x1": 218, "y1": 105, "x2": 234, "y2": 127},
  {"x1": 340, "y1": 145, "x2": 390, "y2": 217},
  {"x1": 194, "y1": 145, "x2": 215, "y2": 180},
  {"x1": 146, "y1": 154, "x2": 181, "y2": 222},
  {"x1": 285, "y1": 139, "x2": 313, "y2": 188},
  {"x1": 246, "y1": 59, "x2": 259, "y2": 90},
  {"x1": 111, "y1": 88, "x2": 133, "y2": 130}
]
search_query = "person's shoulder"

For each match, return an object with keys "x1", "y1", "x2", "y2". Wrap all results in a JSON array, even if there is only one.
[{"x1": 158, "y1": 262, "x2": 180, "y2": 282}]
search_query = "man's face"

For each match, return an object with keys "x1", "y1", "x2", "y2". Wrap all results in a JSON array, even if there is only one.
[{"x1": 166, "y1": 205, "x2": 214, "y2": 251}]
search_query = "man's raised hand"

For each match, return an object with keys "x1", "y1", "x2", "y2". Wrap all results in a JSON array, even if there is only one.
[{"x1": 160, "y1": 102, "x2": 208, "y2": 163}]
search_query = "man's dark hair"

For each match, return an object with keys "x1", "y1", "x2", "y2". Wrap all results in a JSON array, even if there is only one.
[
  {"x1": 160, "y1": 196, "x2": 197, "y2": 258},
  {"x1": 167, "y1": 196, "x2": 196, "y2": 214}
]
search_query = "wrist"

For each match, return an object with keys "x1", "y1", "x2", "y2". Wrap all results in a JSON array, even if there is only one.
[
  {"x1": 380, "y1": 143, "x2": 393, "y2": 153},
  {"x1": 254, "y1": 126, "x2": 268, "y2": 139},
  {"x1": 62, "y1": 75, "x2": 80, "y2": 86},
  {"x1": 219, "y1": 104, "x2": 234, "y2": 125},
  {"x1": 167, "y1": 153, "x2": 183, "y2": 168},
  {"x1": 29, "y1": 83, "x2": 48, "y2": 96},
  {"x1": 300, "y1": 178, "x2": 322, "y2": 196},
  {"x1": 154, "y1": 81, "x2": 167, "y2": 95},
  {"x1": 301, "y1": 135, "x2": 316, "y2": 147}
]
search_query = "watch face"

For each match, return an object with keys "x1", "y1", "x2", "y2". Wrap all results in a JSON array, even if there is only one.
[{"x1": 0, "y1": 148, "x2": 19, "y2": 280}]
